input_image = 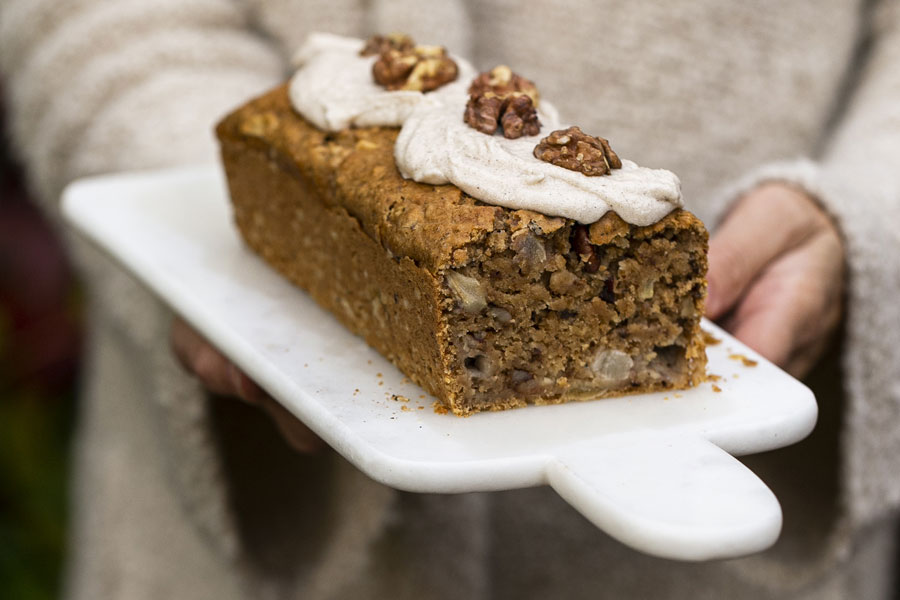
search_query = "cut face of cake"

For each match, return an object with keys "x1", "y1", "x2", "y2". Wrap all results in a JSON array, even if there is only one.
[
  {"x1": 440, "y1": 209, "x2": 707, "y2": 413},
  {"x1": 216, "y1": 33, "x2": 707, "y2": 415}
]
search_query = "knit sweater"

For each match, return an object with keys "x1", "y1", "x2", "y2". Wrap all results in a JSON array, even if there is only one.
[{"x1": 2, "y1": 1, "x2": 900, "y2": 598}]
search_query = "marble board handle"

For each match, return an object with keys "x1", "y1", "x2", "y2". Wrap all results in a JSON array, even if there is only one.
[{"x1": 547, "y1": 433, "x2": 782, "y2": 561}]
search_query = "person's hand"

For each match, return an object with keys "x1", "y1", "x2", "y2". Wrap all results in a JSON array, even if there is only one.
[
  {"x1": 706, "y1": 183, "x2": 845, "y2": 378},
  {"x1": 170, "y1": 317, "x2": 325, "y2": 453}
]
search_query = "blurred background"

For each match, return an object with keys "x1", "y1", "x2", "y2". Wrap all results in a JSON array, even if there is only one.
[{"x1": 0, "y1": 86, "x2": 83, "y2": 600}]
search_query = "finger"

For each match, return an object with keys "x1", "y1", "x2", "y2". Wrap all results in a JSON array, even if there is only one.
[
  {"x1": 171, "y1": 318, "x2": 325, "y2": 454},
  {"x1": 170, "y1": 316, "x2": 200, "y2": 370},
  {"x1": 706, "y1": 185, "x2": 825, "y2": 319},
  {"x1": 171, "y1": 317, "x2": 238, "y2": 397},
  {"x1": 236, "y1": 374, "x2": 325, "y2": 454},
  {"x1": 725, "y1": 232, "x2": 842, "y2": 372},
  {"x1": 727, "y1": 293, "x2": 796, "y2": 369},
  {"x1": 784, "y1": 335, "x2": 830, "y2": 379},
  {"x1": 231, "y1": 366, "x2": 268, "y2": 405},
  {"x1": 783, "y1": 272, "x2": 843, "y2": 378},
  {"x1": 257, "y1": 395, "x2": 326, "y2": 454}
]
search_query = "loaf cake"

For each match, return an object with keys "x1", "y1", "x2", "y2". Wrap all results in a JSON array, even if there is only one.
[{"x1": 216, "y1": 34, "x2": 707, "y2": 415}]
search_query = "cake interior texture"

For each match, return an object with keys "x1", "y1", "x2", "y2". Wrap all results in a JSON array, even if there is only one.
[{"x1": 217, "y1": 85, "x2": 708, "y2": 415}]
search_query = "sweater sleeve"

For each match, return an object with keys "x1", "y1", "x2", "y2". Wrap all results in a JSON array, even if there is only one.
[
  {"x1": 707, "y1": 0, "x2": 900, "y2": 528},
  {"x1": 0, "y1": 0, "x2": 288, "y2": 571},
  {"x1": 0, "y1": 3, "x2": 411, "y2": 592},
  {"x1": 0, "y1": 0, "x2": 285, "y2": 207}
]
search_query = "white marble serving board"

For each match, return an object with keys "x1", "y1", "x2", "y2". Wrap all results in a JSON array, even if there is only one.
[{"x1": 62, "y1": 165, "x2": 817, "y2": 561}]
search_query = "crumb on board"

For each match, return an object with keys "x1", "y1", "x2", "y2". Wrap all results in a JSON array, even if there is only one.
[
  {"x1": 391, "y1": 394, "x2": 409, "y2": 403},
  {"x1": 707, "y1": 373, "x2": 721, "y2": 382},
  {"x1": 712, "y1": 384, "x2": 722, "y2": 393},
  {"x1": 400, "y1": 405, "x2": 411, "y2": 412},
  {"x1": 417, "y1": 406, "x2": 424, "y2": 410},
  {"x1": 728, "y1": 353, "x2": 758, "y2": 367},
  {"x1": 376, "y1": 372, "x2": 383, "y2": 378},
  {"x1": 702, "y1": 330, "x2": 722, "y2": 346},
  {"x1": 418, "y1": 395, "x2": 425, "y2": 400}
]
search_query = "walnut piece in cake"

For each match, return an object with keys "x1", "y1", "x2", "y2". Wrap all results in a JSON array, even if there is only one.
[
  {"x1": 463, "y1": 65, "x2": 541, "y2": 139},
  {"x1": 534, "y1": 126, "x2": 623, "y2": 176}
]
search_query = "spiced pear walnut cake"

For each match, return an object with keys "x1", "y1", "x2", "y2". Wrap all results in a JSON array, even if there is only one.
[{"x1": 216, "y1": 33, "x2": 708, "y2": 415}]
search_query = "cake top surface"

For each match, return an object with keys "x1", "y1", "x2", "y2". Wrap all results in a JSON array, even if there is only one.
[
  {"x1": 287, "y1": 33, "x2": 683, "y2": 226},
  {"x1": 217, "y1": 85, "x2": 704, "y2": 272}
]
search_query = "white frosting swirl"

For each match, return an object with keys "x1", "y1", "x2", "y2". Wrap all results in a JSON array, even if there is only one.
[
  {"x1": 289, "y1": 33, "x2": 683, "y2": 225},
  {"x1": 289, "y1": 33, "x2": 476, "y2": 131},
  {"x1": 395, "y1": 97, "x2": 681, "y2": 225}
]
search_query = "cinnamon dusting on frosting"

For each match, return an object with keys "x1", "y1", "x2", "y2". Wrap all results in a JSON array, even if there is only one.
[{"x1": 289, "y1": 33, "x2": 684, "y2": 226}]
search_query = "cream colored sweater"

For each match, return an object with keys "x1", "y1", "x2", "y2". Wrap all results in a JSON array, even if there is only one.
[{"x1": 2, "y1": 1, "x2": 900, "y2": 598}]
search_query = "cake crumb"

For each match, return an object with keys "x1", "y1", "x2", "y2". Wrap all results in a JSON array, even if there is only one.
[
  {"x1": 356, "y1": 139, "x2": 379, "y2": 151},
  {"x1": 707, "y1": 373, "x2": 722, "y2": 382},
  {"x1": 729, "y1": 353, "x2": 758, "y2": 367},
  {"x1": 376, "y1": 372, "x2": 383, "y2": 377},
  {"x1": 378, "y1": 381, "x2": 384, "y2": 386},
  {"x1": 418, "y1": 395, "x2": 426, "y2": 400},
  {"x1": 417, "y1": 406, "x2": 424, "y2": 410},
  {"x1": 400, "y1": 405, "x2": 411, "y2": 412},
  {"x1": 391, "y1": 394, "x2": 409, "y2": 403},
  {"x1": 702, "y1": 330, "x2": 722, "y2": 345},
  {"x1": 712, "y1": 384, "x2": 722, "y2": 393}
]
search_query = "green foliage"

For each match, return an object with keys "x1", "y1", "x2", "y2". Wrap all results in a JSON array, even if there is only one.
[{"x1": 0, "y1": 381, "x2": 74, "y2": 600}]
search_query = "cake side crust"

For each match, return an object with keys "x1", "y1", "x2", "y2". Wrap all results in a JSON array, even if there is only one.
[{"x1": 220, "y1": 139, "x2": 455, "y2": 403}]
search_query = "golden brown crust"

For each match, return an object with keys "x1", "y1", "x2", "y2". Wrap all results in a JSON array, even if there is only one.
[{"x1": 217, "y1": 84, "x2": 503, "y2": 272}]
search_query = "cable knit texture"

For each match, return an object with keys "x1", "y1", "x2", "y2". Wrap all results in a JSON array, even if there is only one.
[{"x1": 2, "y1": 0, "x2": 899, "y2": 598}]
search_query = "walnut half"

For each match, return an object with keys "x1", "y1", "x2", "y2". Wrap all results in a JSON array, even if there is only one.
[
  {"x1": 533, "y1": 126, "x2": 622, "y2": 176},
  {"x1": 463, "y1": 65, "x2": 541, "y2": 139},
  {"x1": 360, "y1": 33, "x2": 415, "y2": 57},
  {"x1": 366, "y1": 34, "x2": 459, "y2": 92}
]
